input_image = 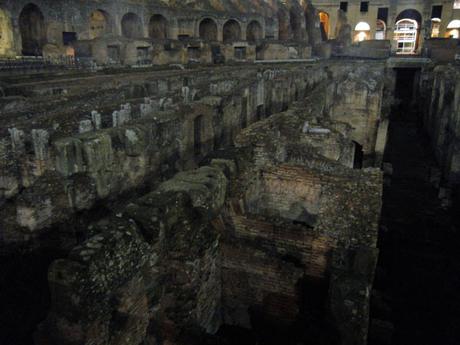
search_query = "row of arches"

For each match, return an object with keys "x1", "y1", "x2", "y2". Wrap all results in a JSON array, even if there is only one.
[
  {"x1": 11, "y1": 3, "x2": 267, "y2": 56},
  {"x1": 198, "y1": 17, "x2": 263, "y2": 42},
  {"x1": 318, "y1": 6, "x2": 460, "y2": 55},
  {"x1": 92, "y1": 11, "x2": 168, "y2": 40},
  {"x1": 278, "y1": 8, "x2": 304, "y2": 41}
]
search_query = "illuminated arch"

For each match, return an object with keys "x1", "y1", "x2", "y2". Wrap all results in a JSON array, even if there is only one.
[
  {"x1": 446, "y1": 20, "x2": 460, "y2": 38},
  {"x1": 394, "y1": 18, "x2": 419, "y2": 54},
  {"x1": 0, "y1": 8, "x2": 14, "y2": 56},
  {"x1": 354, "y1": 21, "x2": 370, "y2": 42},
  {"x1": 318, "y1": 11, "x2": 330, "y2": 40},
  {"x1": 89, "y1": 9, "x2": 111, "y2": 39},
  {"x1": 375, "y1": 19, "x2": 386, "y2": 40}
]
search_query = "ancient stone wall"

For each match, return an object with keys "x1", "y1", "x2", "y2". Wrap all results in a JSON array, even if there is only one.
[
  {"x1": 420, "y1": 65, "x2": 460, "y2": 205},
  {"x1": 0, "y1": 0, "x2": 319, "y2": 63},
  {"x1": 37, "y1": 90, "x2": 383, "y2": 345},
  {"x1": 0, "y1": 60, "x2": 387, "y2": 345},
  {"x1": 0, "y1": 64, "x2": 332, "y2": 246}
]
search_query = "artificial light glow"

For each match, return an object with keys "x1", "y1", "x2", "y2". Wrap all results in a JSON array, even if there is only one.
[
  {"x1": 355, "y1": 22, "x2": 371, "y2": 31},
  {"x1": 447, "y1": 20, "x2": 460, "y2": 29}
]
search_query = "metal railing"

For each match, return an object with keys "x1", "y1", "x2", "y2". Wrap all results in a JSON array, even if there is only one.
[{"x1": 0, "y1": 56, "x2": 96, "y2": 72}]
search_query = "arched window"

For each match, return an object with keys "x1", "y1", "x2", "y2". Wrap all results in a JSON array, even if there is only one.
[
  {"x1": 223, "y1": 19, "x2": 241, "y2": 43},
  {"x1": 89, "y1": 10, "x2": 111, "y2": 39},
  {"x1": 199, "y1": 18, "x2": 217, "y2": 41},
  {"x1": 446, "y1": 20, "x2": 460, "y2": 39},
  {"x1": 318, "y1": 11, "x2": 330, "y2": 40},
  {"x1": 121, "y1": 13, "x2": 142, "y2": 39},
  {"x1": 394, "y1": 19, "x2": 418, "y2": 54},
  {"x1": 375, "y1": 19, "x2": 386, "y2": 40},
  {"x1": 19, "y1": 3, "x2": 46, "y2": 56},
  {"x1": 394, "y1": 9, "x2": 421, "y2": 54},
  {"x1": 247, "y1": 20, "x2": 263, "y2": 43},
  {"x1": 149, "y1": 14, "x2": 167, "y2": 39},
  {"x1": 354, "y1": 22, "x2": 370, "y2": 42}
]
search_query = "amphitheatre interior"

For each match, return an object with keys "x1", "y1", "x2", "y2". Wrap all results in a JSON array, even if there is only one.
[{"x1": 0, "y1": 1, "x2": 460, "y2": 345}]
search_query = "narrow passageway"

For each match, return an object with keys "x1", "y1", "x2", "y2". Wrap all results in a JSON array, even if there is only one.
[{"x1": 373, "y1": 69, "x2": 460, "y2": 345}]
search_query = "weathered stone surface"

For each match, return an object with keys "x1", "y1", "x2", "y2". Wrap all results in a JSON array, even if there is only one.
[{"x1": 0, "y1": 61, "x2": 389, "y2": 345}]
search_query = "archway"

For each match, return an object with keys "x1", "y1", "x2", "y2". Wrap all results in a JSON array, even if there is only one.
[
  {"x1": 223, "y1": 19, "x2": 241, "y2": 43},
  {"x1": 121, "y1": 13, "x2": 143, "y2": 39},
  {"x1": 318, "y1": 11, "x2": 329, "y2": 40},
  {"x1": 290, "y1": 9, "x2": 302, "y2": 40},
  {"x1": 394, "y1": 9, "x2": 422, "y2": 54},
  {"x1": 19, "y1": 3, "x2": 46, "y2": 56},
  {"x1": 0, "y1": 8, "x2": 14, "y2": 55},
  {"x1": 375, "y1": 19, "x2": 386, "y2": 40},
  {"x1": 89, "y1": 10, "x2": 111, "y2": 39},
  {"x1": 247, "y1": 20, "x2": 263, "y2": 43},
  {"x1": 431, "y1": 18, "x2": 441, "y2": 38},
  {"x1": 199, "y1": 18, "x2": 217, "y2": 41},
  {"x1": 354, "y1": 22, "x2": 370, "y2": 42},
  {"x1": 446, "y1": 20, "x2": 460, "y2": 39},
  {"x1": 278, "y1": 12, "x2": 289, "y2": 40},
  {"x1": 149, "y1": 14, "x2": 167, "y2": 39},
  {"x1": 394, "y1": 19, "x2": 418, "y2": 54}
]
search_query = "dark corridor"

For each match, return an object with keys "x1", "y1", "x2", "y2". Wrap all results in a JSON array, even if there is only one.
[{"x1": 370, "y1": 68, "x2": 460, "y2": 345}]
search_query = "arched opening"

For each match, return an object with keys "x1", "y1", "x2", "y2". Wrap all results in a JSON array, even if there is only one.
[
  {"x1": 19, "y1": 3, "x2": 46, "y2": 56},
  {"x1": 89, "y1": 9, "x2": 111, "y2": 39},
  {"x1": 394, "y1": 19, "x2": 418, "y2": 54},
  {"x1": 247, "y1": 20, "x2": 263, "y2": 43},
  {"x1": 223, "y1": 19, "x2": 241, "y2": 43},
  {"x1": 199, "y1": 18, "x2": 218, "y2": 41},
  {"x1": 121, "y1": 13, "x2": 143, "y2": 39},
  {"x1": 394, "y1": 9, "x2": 422, "y2": 54},
  {"x1": 375, "y1": 19, "x2": 386, "y2": 40},
  {"x1": 354, "y1": 22, "x2": 371, "y2": 42},
  {"x1": 290, "y1": 9, "x2": 302, "y2": 40},
  {"x1": 431, "y1": 18, "x2": 441, "y2": 38},
  {"x1": 0, "y1": 8, "x2": 14, "y2": 55},
  {"x1": 318, "y1": 11, "x2": 329, "y2": 40},
  {"x1": 149, "y1": 14, "x2": 167, "y2": 39},
  {"x1": 446, "y1": 20, "x2": 460, "y2": 39},
  {"x1": 278, "y1": 12, "x2": 289, "y2": 40}
]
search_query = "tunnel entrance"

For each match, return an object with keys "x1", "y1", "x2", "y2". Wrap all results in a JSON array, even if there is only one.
[
  {"x1": 353, "y1": 141, "x2": 364, "y2": 169},
  {"x1": 393, "y1": 68, "x2": 420, "y2": 117}
]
